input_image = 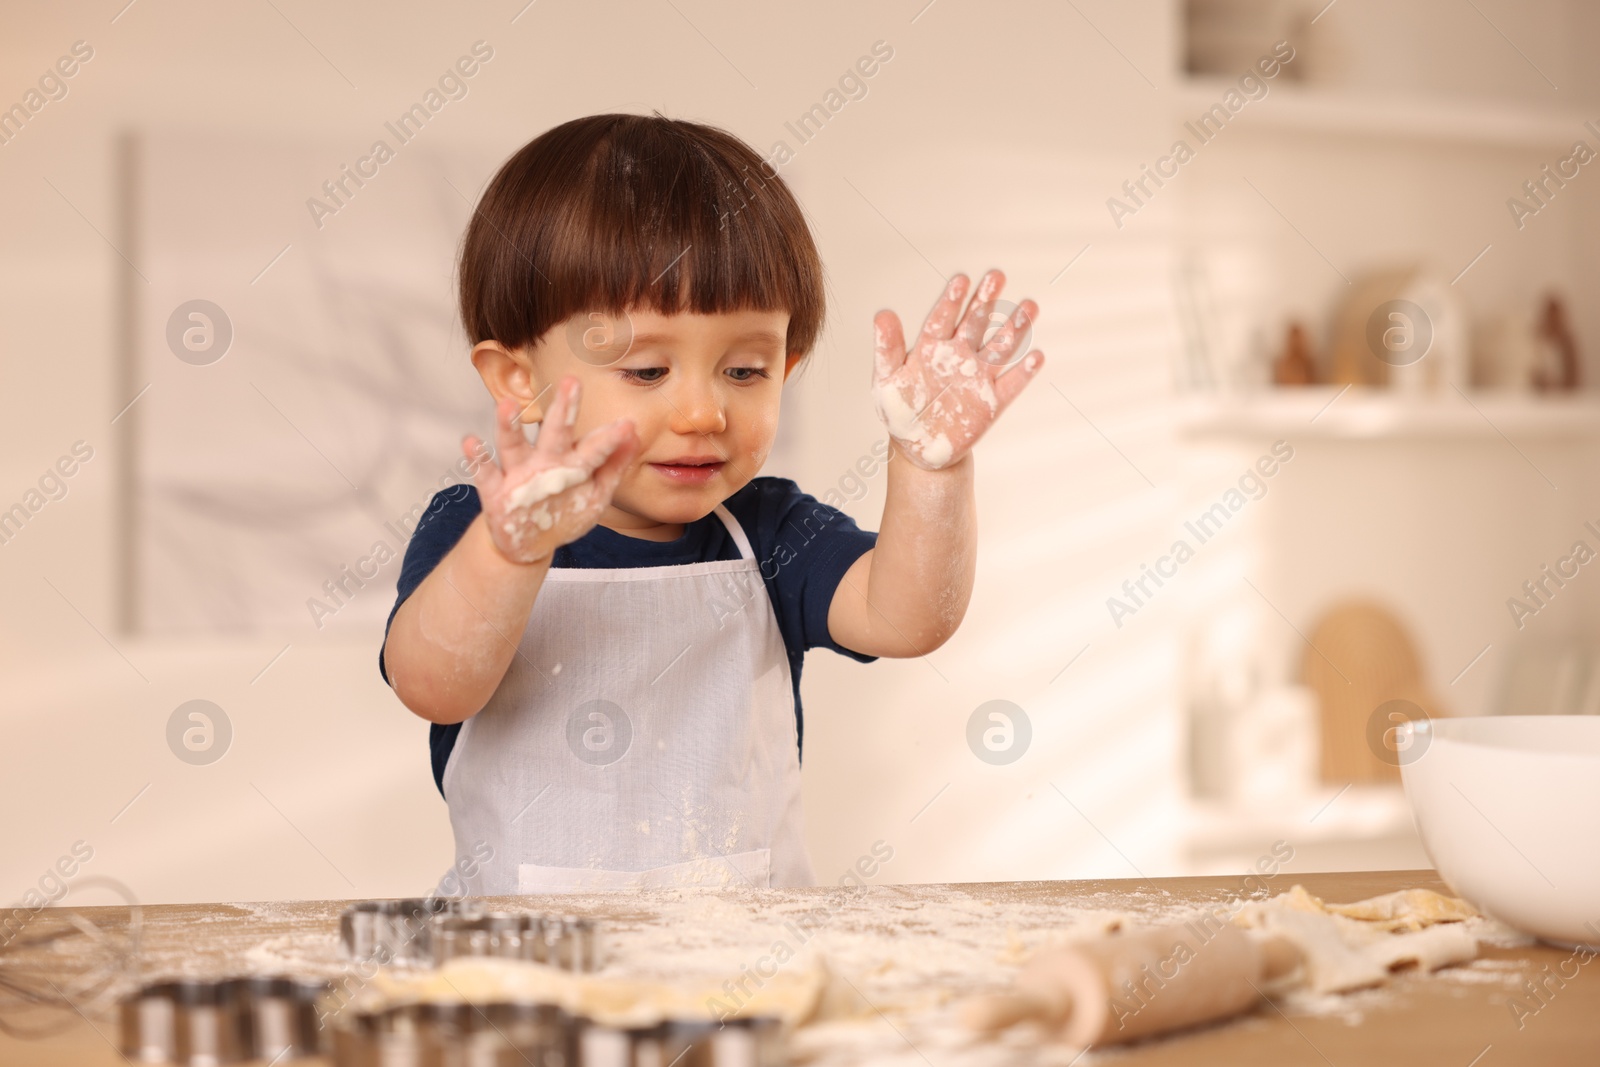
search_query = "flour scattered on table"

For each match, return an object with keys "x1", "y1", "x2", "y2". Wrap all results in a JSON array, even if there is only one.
[{"x1": 98, "y1": 882, "x2": 1501, "y2": 1065}]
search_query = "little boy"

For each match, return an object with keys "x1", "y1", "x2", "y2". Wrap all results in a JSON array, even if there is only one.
[{"x1": 380, "y1": 113, "x2": 1043, "y2": 895}]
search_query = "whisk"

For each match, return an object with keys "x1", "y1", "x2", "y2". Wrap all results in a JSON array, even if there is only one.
[{"x1": 0, "y1": 876, "x2": 144, "y2": 1040}]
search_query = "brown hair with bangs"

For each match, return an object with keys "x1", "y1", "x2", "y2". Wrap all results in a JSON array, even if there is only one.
[{"x1": 458, "y1": 113, "x2": 825, "y2": 371}]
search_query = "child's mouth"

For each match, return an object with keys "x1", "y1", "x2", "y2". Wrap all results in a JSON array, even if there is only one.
[{"x1": 649, "y1": 459, "x2": 725, "y2": 485}]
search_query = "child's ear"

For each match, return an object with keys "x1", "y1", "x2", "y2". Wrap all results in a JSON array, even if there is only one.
[
  {"x1": 471, "y1": 340, "x2": 547, "y2": 422},
  {"x1": 782, "y1": 352, "x2": 804, "y2": 381}
]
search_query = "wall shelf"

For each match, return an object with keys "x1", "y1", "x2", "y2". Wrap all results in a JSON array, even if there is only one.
[
  {"x1": 1182, "y1": 786, "x2": 1428, "y2": 875},
  {"x1": 1172, "y1": 79, "x2": 1591, "y2": 152},
  {"x1": 1180, "y1": 388, "x2": 1600, "y2": 440}
]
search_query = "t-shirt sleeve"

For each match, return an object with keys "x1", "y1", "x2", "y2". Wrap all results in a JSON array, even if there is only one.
[
  {"x1": 744, "y1": 477, "x2": 880, "y2": 664},
  {"x1": 378, "y1": 484, "x2": 483, "y2": 686}
]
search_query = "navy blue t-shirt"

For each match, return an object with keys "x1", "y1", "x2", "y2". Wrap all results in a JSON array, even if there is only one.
[{"x1": 379, "y1": 477, "x2": 879, "y2": 796}]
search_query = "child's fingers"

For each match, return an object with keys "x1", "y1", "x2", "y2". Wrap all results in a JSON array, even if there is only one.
[
  {"x1": 569, "y1": 416, "x2": 637, "y2": 478},
  {"x1": 535, "y1": 377, "x2": 580, "y2": 458},
  {"x1": 872, "y1": 311, "x2": 908, "y2": 383},
  {"x1": 463, "y1": 434, "x2": 505, "y2": 499},
  {"x1": 992, "y1": 350, "x2": 1045, "y2": 412},
  {"x1": 589, "y1": 421, "x2": 640, "y2": 502},
  {"x1": 492, "y1": 396, "x2": 534, "y2": 466},
  {"x1": 955, "y1": 269, "x2": 1006, "y2": 351},
  {"x1": 983, "y1": 299, "x2": 1038, "y2": 368},
  {"x1": 919, "y1": 273, "x2": 970, "y2": 342}
]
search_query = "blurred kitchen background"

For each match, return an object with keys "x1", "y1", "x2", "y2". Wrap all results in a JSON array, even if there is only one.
[{"x1": 5, "y1": 0, "x2": 1600, "y2": 904}]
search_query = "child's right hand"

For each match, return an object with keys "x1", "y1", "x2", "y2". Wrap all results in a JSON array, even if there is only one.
[{"x1": 463, "y1": 376, "x2": 639, "y2": 565}]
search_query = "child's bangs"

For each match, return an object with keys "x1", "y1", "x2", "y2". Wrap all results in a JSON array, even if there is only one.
[
  {"x1": 461, "y1": 114, "x2": 823, "y2": 361},
  {"x1": 556, "y1": 126, "x2": 819, "y2": 342}
]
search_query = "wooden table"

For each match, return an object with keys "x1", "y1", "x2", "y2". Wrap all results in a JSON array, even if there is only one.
[{"x1": 1, "y1": 870, "x2": 1595, "y2": 1065}]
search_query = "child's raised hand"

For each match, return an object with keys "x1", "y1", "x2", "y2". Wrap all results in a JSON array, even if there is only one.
[
  {"x1": 871, "y1": 269, "x2": 1044, "y2": 470},
  {"x1": 463, "y1": 377, "x2": 639, "y2": 564}
]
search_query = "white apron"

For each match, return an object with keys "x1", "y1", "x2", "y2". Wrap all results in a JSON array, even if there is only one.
[{"x1": 437, "y1": 504, "x2": 814, "y2": 895}]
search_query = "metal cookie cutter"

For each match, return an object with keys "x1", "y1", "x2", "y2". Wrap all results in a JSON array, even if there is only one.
[
  {"x1": 431, "y1": 913, "x2": 602, "y2": 972},
  {"x1": 576, "y1": 1015, "x2": 785, "y2": 1067},
  {"x1": 541, "y1": 916, "x2": 601, "y2": 972},
  {"x1": 119, "y1": 975, "x2": 329, "y2": 1064},
  {"x1": 331, "y1": 999, "x2": 576, "y2": 1067},
  {"x1": 340, "y1": 897, "x2": 467, "y2": 965}
]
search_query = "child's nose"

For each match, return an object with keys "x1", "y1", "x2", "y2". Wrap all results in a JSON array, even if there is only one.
[{"x1": 667, "y1": 382, "x2": 728, "y2": 436}]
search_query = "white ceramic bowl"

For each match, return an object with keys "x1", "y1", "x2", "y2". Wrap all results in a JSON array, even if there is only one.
[{"x1": 1399, "y1": 714, "x2": 1600, "y2": 948}]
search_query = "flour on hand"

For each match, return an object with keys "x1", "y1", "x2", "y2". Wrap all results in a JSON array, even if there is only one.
[
  {"x1": 506, "y1": 465, "x2": 589, "y2": 510},
  {"x1": 870, "y1": 272, "x2": 1043, "y2": 472}
]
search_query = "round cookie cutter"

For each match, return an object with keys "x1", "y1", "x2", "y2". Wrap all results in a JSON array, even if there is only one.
[
  {"x1": 118, "y1": 975, "x2": 329, "y2": 1064},
  {"x1": 330, "y1": 1002, "x2": 783, "y2": 1067},
  {"x1": 338, "y1": 896, "x2": 464, "y2": 965},
  {"x1": 330, "y1": 999, "x2": 576, "y2": 1066},
  {"x1": 575, "y1": 1014, "x2": 785, "y2": 1067},
  {"x1": 339, "y1": 900, "x2": 602, "y2": 971},
  {"x1": 432, "y1": 913, "x2": 601, "y2": 971}
]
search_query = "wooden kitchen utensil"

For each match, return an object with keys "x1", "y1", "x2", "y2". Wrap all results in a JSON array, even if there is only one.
[
  {"x1": 1301, "y1": 599, "x2": 1446, "y2": 784},
  {"x1": 1325, "y1": 266, "x2": 1469, "y2": 390},
  {"x1": 1328, "y1": 268, "x2": 1415, "y2": 386},
  {"x1": 962, "y1": 922, "x2": 1299, "y2": 1048}
]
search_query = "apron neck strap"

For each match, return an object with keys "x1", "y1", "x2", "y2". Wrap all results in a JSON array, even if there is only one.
[{"x1": 711, "y1": 504, "x2": 754, "y2": 561}]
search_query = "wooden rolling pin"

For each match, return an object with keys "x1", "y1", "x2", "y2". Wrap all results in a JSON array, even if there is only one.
[{"x1": 963, "y1": 922, "x2": 1300, "y2": 1048}]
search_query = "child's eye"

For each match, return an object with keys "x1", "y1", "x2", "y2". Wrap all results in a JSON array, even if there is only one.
[{"x1": 617, "y1": 367, "x2": 771, "y2": 385}]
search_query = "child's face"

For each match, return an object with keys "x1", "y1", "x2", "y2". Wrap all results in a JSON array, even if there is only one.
[{"x1": 515, "y1": 306, "x2": 799, "y2": 538}]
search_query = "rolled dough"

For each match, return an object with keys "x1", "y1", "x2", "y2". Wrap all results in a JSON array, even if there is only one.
[
  {"x1": 1232, "y1": 884, "x2": 1479, "y2": 994},
  {"x1": 1324, "y1": 887, "x2": 1480, "y2": 931},
  {"x1": 360, "y1": 954, "x2": 855, "y2": 1030}
]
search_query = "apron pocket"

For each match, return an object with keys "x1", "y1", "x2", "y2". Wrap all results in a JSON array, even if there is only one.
[{"x1": 517, "y1": 849, "x2": 772, "y2": 894}]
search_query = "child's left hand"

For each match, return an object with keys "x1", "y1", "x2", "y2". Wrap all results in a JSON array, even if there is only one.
[{"x1": 872, "y1": 269, "x2": 1044, "y2": 470}]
